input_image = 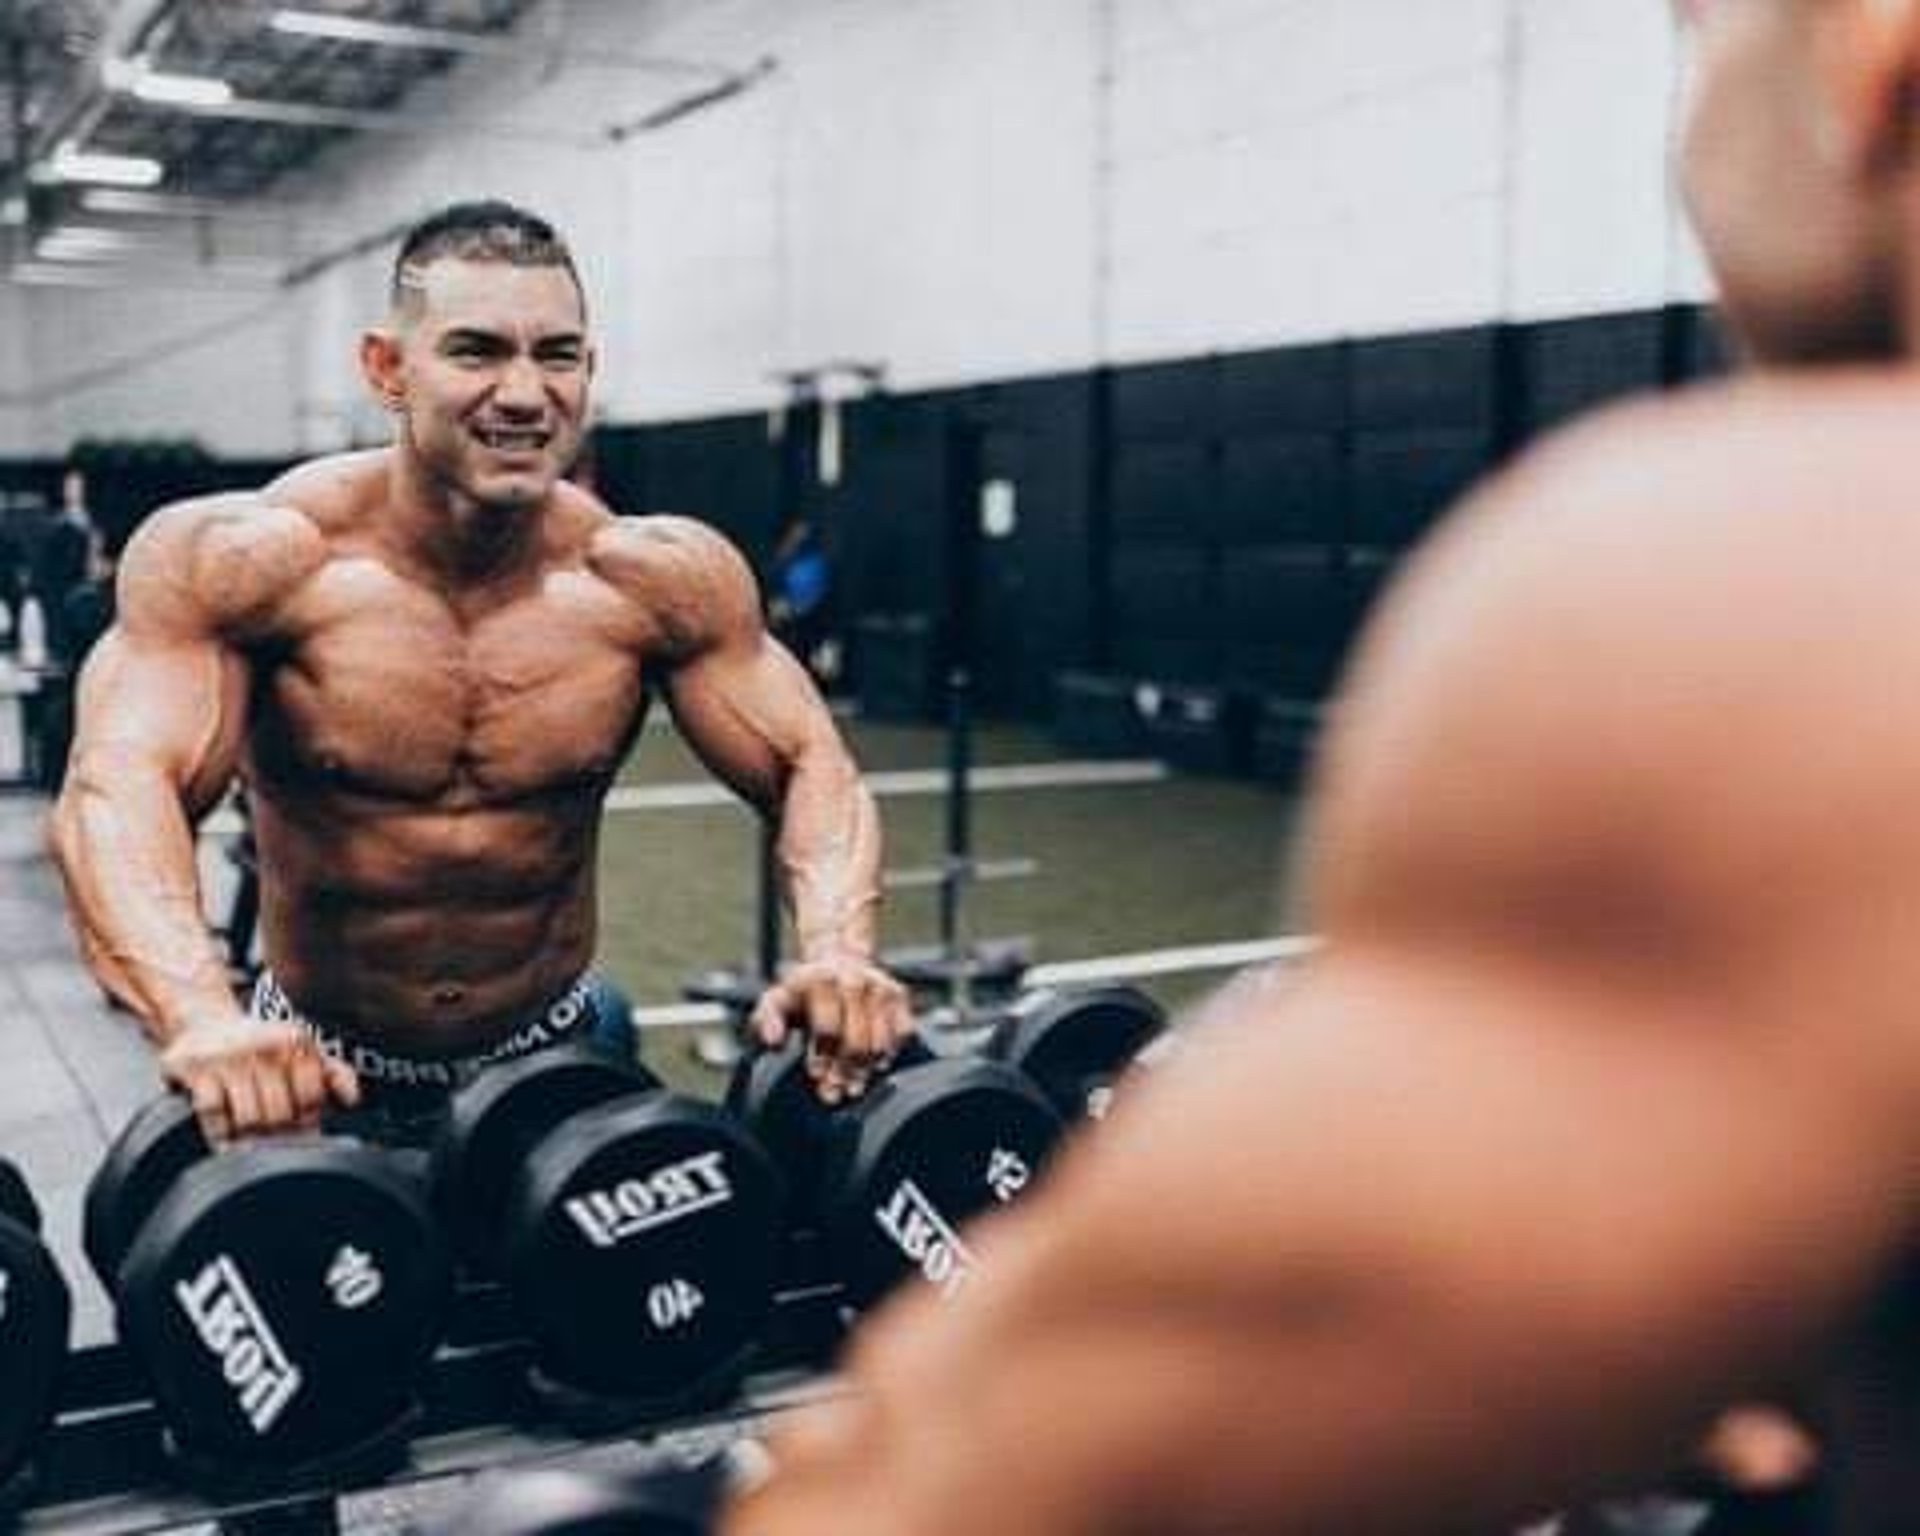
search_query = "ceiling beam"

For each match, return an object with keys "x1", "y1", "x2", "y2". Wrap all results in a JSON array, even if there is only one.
[
  {"x1": 25, "y1": 0, "x2": 185, "y2": 172},
  {"x1": 264, "y1": 7, "x2": 734, "y2": 81},
  {"x1": 77, "y1": 187, "x2": 291, "y2": 223},
  {"x1": 605, "y1": 56, "x2": 777, "y2": 141},
  {"x1": 133, "y1": 92, "x2": 605, "y2": 149}
]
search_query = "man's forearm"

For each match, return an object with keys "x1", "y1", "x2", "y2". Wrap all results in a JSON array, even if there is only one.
[
  {"x1": 774, "y1": 740, "x2": 883, "y2": 962},
  {"x1": 52, "y1": 758, "x2": 237, "y2": 1040}
]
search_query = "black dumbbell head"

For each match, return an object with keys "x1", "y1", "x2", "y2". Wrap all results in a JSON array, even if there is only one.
[
  {"x1": 0, "y1": 1154, "x2": 41, "y2": 1235},
  {"x1": 0, "y1": 1210, "x2": 70, "y2": 1490},
  {"x1": 432, "y1": 1043, "x2": 656, "y2": 1273},
  {"x1": 116, "y1": 1138, "x2": 449, "y2": 1471},
  {"x1": 821, "y1": 1056, "x2": 1063, "y2": 1311},
  {"x1": 725, "y1": 1034, "x2": 935, "y2": 1230},
  {"x1": 724, "y1": 1039, "x2": 826, "y2": 1227},
  {"x1": 505, "y1": 1093, "x2": 784, "y2": 1403},
  {"x1": 989, "y1": 985, "x2": 1166, "y2": 1121},
  {"x1": 83, "y1": 1095, "x2": 209, "y2": 1289}
]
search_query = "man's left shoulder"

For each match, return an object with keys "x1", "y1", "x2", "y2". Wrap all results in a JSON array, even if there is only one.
[{"x1": 586, "y1": 514, "x2": 759, "y2": 652}]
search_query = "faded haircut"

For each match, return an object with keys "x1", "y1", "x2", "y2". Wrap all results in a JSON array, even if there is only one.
[{"x1": 388, "y1": 199, "x2": 586, "y2": 321}]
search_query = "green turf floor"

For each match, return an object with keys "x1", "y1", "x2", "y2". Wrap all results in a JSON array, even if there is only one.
[{"x1": 597, "y1": 714, "x2": 1310, "y2": 1095}]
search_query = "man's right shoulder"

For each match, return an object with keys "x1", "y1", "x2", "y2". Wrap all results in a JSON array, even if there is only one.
[{"x1": 120, "y1": 492, "x2": 328, "y2": 638}]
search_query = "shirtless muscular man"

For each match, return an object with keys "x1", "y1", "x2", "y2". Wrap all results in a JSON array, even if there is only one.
[{"x1": 51, "y1": 200, "x2": 909, "y2": 1145}]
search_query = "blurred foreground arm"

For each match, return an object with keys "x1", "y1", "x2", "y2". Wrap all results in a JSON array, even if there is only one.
[{"x1": 726, "y1": 396, "x2": 1920, "y2": 1535}]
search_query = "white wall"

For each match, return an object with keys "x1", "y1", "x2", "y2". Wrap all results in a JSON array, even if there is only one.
[{"x1": 4, "y1": 0, "x2": 1698, "y2": 458}]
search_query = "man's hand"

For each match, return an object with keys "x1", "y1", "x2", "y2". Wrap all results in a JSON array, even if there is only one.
[
  {"x1": 159, "y1": 1014, "x2": 360, "y2": 1142},
  {"x1": 750, "y1": 956, "x2": 912, "y2": 1104}
]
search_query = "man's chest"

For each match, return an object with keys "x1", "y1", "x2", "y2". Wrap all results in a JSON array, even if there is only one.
[{"x1": 249, "y1": 560, "x2": 648, "y2": 801}]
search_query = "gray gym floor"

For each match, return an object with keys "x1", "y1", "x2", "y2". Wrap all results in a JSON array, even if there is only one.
[{"x1": 0, "y1": 792, "x2": 169, "y2": 1349}]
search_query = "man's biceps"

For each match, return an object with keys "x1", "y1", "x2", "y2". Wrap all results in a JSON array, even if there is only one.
[
  {"x1": 88, "y1": 664, "x2": 243, "y2": 776},
  {"x1": 675, "y1": 647, "x2": 801, "y2": 734}
]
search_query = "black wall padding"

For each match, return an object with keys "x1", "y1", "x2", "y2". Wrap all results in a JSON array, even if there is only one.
[
  {"x1": 1217, "y1": 343, "x2": 1346, "y2": 433},
  {"x1": 1111, "y1": 359, "x2": 1213, "y2": 439},
  {"x1": 966, "y1": 374, "x2": 1096, "y2": 717},
  {"x1": 1110, "y1": 542, "x2": 1214, "y2": 680},
  {"x1": 637, "y1": 413, "x2": 778, "y2": 568},
  {"x1": 832, "y1": 394, "x2": 950, "y2": 626},
  {"x1": 1676, "y1": 305, "x2": 1733, "y2": 381},
  {"x1": 1515, "y1": 311, "x2": 1668, "y2": 436},
  {"x1": 1348, "y1": 428, "x2": 1491, "y2": 549},
  {"x1": 1113, "y1": 441, "x2": 1209, "y2": 542},
  {"x1": 1219, "y1": 545, "x2": 1341, "y2": 645},
  {"x1": 1350, "y1": 327, "x2": 1501, "y2": 431},
  {"x1": 1219, "y1": 544, "x2": 1342, "y2": 694},
  {"x1": 589, "y1": 426, "x2": 648, "y2": 525},
  {"x1": 1218, "y1": 433, "x2": 1341, "y2": 545}
]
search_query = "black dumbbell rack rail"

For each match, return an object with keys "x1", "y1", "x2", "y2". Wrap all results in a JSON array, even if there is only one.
[{"x1": 4, "y1": 1235, "x2": 849, "y2": 1533}]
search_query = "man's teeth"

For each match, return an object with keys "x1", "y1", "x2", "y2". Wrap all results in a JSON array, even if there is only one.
[{"x1": 476, "y1": 428, "x2": 548, "y2": 448}]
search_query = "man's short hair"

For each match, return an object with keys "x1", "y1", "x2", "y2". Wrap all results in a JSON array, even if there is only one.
[{"x1": 389, "y1": 199, "x2": 585, "y2": 318}]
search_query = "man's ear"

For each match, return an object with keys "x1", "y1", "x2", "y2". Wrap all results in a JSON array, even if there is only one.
[
  {"x1": 1814, "y1": 0, "x2": 1920, "y2": 180},
  {"x1": 358, "y1": 327, "x2": 406, "y2": 413}
]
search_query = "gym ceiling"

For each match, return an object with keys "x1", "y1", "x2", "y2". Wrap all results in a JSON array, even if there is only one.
[{"x1": 0, "y1": 1, "x2": 756, "y2": 287}]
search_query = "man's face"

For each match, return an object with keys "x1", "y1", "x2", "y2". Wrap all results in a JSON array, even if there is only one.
[
  {"x1": 1676, "y1": 0, "x2": 1902, "y2": 363},
  {"x1": 380, "y1": 258, "x2": 594, "y2": 512}
]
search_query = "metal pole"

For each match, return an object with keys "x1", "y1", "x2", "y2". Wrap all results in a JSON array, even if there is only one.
[{"x1": 755, "y1": 816, "x2": 781, "y2": 983}]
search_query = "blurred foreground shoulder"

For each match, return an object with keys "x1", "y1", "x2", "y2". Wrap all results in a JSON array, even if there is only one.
[{"x1": 1313, "y1": 374, "x2": 1920, "y2": 943}]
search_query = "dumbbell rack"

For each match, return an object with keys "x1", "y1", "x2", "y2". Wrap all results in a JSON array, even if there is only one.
[{"x1": 2, "y1": 1235, "x2": 850, "y2": 1533}]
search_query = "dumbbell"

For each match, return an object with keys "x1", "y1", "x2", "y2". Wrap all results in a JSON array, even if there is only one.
[
  {"x1": 82, "y1": 1097, "x2": 449, "y2": 1476},
  {"x1": 727, "y1": 1035, "x2": 1064, "y2": 1311},
  {"x1": 430, "y1": 1043, "x2": 784, "y2": 1407},
  {"x1": 987, "y1": 984, "x2": 1167, "y2": 1122},
  {"x1": 0, "y1": 1154, "x2": 69, "y2": 1495}
]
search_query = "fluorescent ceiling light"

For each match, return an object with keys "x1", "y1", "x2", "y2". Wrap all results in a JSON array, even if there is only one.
[
  {"x1": 103, "y1": 56, "x2": 234, "y2": 107},
  {"x1": 32, "y1": 145, "x2": 165, "y2": 188},
  {"x1": 268, "y1": 9, "x2": 479, "y2": 49},
  {"x1": 135, "y1": 72, "x2": 234, "y2": 108},
  {"x1": 268, "y1": 9, "x2": 378, "y2": 42}
]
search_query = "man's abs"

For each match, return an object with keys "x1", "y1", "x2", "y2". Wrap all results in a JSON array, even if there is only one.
[{"x1": 247, "y1": 791, "x2": 605, "y2": 1054}]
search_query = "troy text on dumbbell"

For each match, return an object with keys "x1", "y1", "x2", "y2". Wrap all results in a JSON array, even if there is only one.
[{"x1": 564, "y1": 1150, "x2": 736, "y2": 1249}]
